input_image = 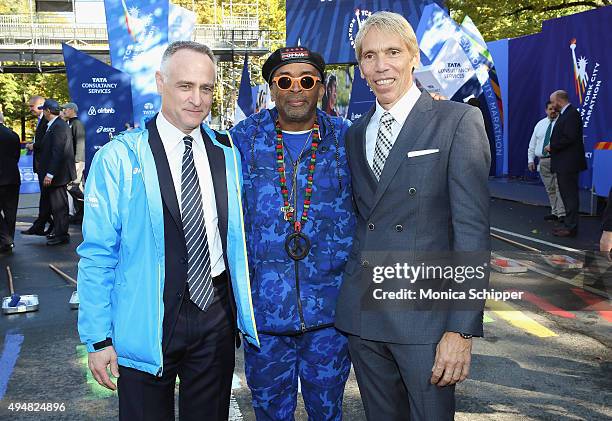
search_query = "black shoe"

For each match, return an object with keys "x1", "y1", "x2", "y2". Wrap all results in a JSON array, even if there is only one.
[
  {"x1": 21, "y1": 226, "x2": 46, "y2": 236},
  {"x1": 46, "y1": 233, "x2": 56, "y2": 240},
  {"x1": 0, "y1": 243, "x2": 14, "y2": 253},
  {"x1": 544, "y1": 214, "x2": 559, "y2": 221},
  {"x1": 43, "y1": 225, "x2": 54, "y2": 236},
  {"x1": 47, "y1": 235, "x2": 70, "y2": 246}
]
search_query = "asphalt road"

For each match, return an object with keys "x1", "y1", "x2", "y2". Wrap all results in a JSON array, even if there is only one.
[{"x1": 0, "y1": 195, "x2": 610, "y2": 420}]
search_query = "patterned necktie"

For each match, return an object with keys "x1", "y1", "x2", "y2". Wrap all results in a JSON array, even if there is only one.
[
  {"x1": 181, "y1": 135, "x2": 213, "y2": 311},
  {"x1": 372, "y1": 111, "x2": 395, "y2": 181},
  {"x1": 541, "y1": 121, "x2": 553, "y2": 157}
]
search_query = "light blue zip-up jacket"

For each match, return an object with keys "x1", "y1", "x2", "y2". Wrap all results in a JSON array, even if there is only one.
[{"x1": 77, "y1": 124, "x2": 259, "y2": 376}]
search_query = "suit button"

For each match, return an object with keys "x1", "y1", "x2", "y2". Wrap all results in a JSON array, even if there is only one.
[
  {"x1": 409, "y1": 187, "x2": 417, "y2": 195},
  {"x1": 395, "y1": 224, "x2": 403, "y2": 232},
  {"x1": 176, "y1": 292, "x2": 182, "y2": 299},
  {"x1": 361, "y1": 260, "x2": 369, "y2": 268},
  {"x1": 180, "y1": 257, "x2": 187, "y2": 265},
  {"x1": 368, "y1": 223, "x2": 375, "y2": 231}
]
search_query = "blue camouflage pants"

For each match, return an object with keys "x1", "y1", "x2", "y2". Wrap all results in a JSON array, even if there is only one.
[{"x1": 244, "y1": 327, "x2": 351, "y2": 421}]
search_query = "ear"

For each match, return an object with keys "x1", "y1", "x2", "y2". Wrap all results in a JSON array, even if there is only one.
[
  {"x1": 270, "y1": 85, "x2": 278, "y2": 103},
  {"x1": 155, "y1": 71, "x2": 164, "y2": 95},
  {"x1": 317, "y1": 83, "x2": 325, "y2": 102},
  {"x1": 358, "y1": 63, "x2": 365, "y2": 79}
]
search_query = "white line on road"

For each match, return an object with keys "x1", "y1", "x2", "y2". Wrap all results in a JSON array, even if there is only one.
[{"x1": 491, "y1": 227, "x2": 583, "y2": 253}]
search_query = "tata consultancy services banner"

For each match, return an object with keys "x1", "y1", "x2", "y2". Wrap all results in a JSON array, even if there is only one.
[
  {"x1": 104, "y1": 0, "x2": 168, "y2": 127},
  {"x1": 62, "y1": 43, "x2": 133, "y2": 173},
  {"x1": 286, "y1": 0, "x2": 443, "y2": 64}
]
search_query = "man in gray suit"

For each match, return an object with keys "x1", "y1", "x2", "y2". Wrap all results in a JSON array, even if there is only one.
[{"x1": 335, "y1": 12, "x2": 491, "y2": 420}]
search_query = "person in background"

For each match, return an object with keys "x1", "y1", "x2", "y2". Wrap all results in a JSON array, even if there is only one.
[
  {"x1": 22, "y1": 95, "x2": 53, "y2": 236},
  {"x1": 528, "y1": 101, "x2": 565, "y2": 222},
  {"x1": 547, "y1": 89, "x2": 586, "y2": 237},
  {"x1": 36, "y1": 99, "x2": 76, "y2": 246},
  {"x1": 61, "y1": 102, "x2": 86, "y2": 223},
  {"x1": 0, "y1": 113, "x2": 21, "y2": 254},
  {"x1": 322, "y1": 73, "x2": 339, "y2": 117}
]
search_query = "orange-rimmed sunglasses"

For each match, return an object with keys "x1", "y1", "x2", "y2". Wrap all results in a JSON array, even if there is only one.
[{"x1": 272, "y1": 75, "x2": 321, "y2": 91}]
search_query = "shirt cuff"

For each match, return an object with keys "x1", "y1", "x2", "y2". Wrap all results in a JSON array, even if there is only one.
[{"x1": 46, "y1": 173, "x2": 54, "y2": 179}]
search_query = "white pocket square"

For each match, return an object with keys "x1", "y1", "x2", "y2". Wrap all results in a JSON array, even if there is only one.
[{"x1": 407, "y1": 149, "x2": 439, "y2": 158}]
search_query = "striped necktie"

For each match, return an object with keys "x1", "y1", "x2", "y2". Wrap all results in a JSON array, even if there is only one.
[
  {"x1": 541, "y1": 121, "x2": 553, "y2": 157},
  {"x1": 181, "y1": 135, "x2": 213, "y2": 311},
  {"x1": 372, "y1": 111, "x2": 395, "y2": 181}
]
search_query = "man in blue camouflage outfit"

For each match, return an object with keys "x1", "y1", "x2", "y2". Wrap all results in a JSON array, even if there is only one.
[{"x1": 231, "y1": 47, "x2": 355, "y2": 420}]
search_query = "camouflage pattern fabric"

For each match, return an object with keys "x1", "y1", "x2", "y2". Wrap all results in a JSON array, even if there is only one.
[
  {"x1": 244, "y1": 328, "x2": 350, "y2": 421},
  {"x1": 231, "y1": 108, "x2": 355, "y2": 335}
]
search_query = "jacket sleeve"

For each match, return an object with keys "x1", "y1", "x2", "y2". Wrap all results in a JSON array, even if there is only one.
[
  {"x1": 550, "y1": 110, "x2": 582, "y2": 152},
  {"x1": 77, "y1": 144, "x2": 123, "y2": 352},
  {"x1": 47, "y1": 124, "x2": 69, "y2": 177},
  {"x1": 446, "y1": 107, "x2": 491, "y2": 336}
]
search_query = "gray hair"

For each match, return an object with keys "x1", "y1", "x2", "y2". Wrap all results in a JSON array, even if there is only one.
[
  {"x1": 160, "y1": 41, "x2": 217, "y2": 76},
  {"x1": 0, "y1": 113, "x2": 4, "y2": 124},
  {"x1": 29, "y1": 95, "x2": 44, "y2": 104},
  {"x1": 354, "y1": 11, "x2": 420, "y2": 65}
]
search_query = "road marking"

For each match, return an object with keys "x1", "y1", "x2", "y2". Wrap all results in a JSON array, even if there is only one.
[
  {"x1": 75, "y1": 345, "x2": 115, "y2": 399},
  {"x1": 507, "y1": 290, "x2": 576, "y2": 319},
  {"x1": 0, "y1": 330, "x2": 24, "y2": 400},
  {"x1": 491, "y1": 227, "x2": 582, "y2": 253},
  {"x1": 571, "y1": 288, "x2": 612, "y2": 323},
  {"x1": 518, "y1": 260, "x2": 608, "y2": 299},
  {"x1": 486, "y1": 300, "x2": 557, "y2": 337}
]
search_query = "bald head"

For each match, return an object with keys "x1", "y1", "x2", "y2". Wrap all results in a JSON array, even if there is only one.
[
  {"x1": 28, "y1": 95, "x2": 44, "y2": 118},
  {"x1": 549, "y1": 90, "x2": 569, "y2": 112}
]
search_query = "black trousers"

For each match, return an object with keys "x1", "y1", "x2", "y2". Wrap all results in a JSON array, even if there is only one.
[
  {"x1": 31, "y1": 177, "x2": 53, "y2": 231},
  {"x1": 0, "y1": 184, "x2": 20, "y2": 246},
  {"x1": 46, "y1": 184, "x2": 69, "y2": 238},
  {"x1": 118, "y1": 277, "x2": 235, "y2": 421},
  {"x1": 348, "y1": 335, "x2": 455, "y2": 421},
  {"x1": 556, "y1": 171, "x2": 580, "y2": 231}
]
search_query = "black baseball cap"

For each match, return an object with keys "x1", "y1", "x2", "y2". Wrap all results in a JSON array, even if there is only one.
[
  {"x1": 38, "y1": 99, "x2": 61, "y2": 113},
  {"x1": 262, "y1": 47, "x2": 325, "y2": 84}
]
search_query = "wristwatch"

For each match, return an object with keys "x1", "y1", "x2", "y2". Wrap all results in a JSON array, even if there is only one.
[{"x1": 459, "y1": 333, "x2": 473, "y2": 339}]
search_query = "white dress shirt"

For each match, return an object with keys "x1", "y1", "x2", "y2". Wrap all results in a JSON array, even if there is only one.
[
  {"x1": 156, "y1": 112, "x2": 225, "y2": 276},
  {"x1": 527, "y1": 116, "x2": 557, "y2": 163},
  {"x1": 365, "y1": 83, "x2": 421, "y2": 168}
]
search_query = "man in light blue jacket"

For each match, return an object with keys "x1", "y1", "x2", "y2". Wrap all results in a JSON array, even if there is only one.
[{"x1": 77, "y1": 41, "x2": 258, "y2": 421}]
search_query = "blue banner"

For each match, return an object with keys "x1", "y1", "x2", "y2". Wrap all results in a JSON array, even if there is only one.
[
  {"x1": 507, "y1": 7, "x2": 611, "y2": 189},
  {"x1": 62, "y1": 43, "x2": 134, "y2": 174},
  {"x1": 346, "y1": 66, "x2": 375, "y2": 122},
  {"x1": 104, "y1": 0, "x2": 168, "y2": 127},
  {"x1": 286, "y1": 0, "x2": 443, "y2": 64},
  {"x1": 18, "y1": 153, "x2": 39, "y2": 194}
]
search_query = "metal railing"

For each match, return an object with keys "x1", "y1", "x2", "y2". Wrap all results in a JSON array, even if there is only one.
[{"x1": 0, "y1": 14, "x2": 276, "y2": 52}]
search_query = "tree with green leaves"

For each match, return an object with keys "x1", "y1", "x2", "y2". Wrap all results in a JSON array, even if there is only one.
[{"x1": 447, "y1": 0, "x2": 609, "y2": 40}]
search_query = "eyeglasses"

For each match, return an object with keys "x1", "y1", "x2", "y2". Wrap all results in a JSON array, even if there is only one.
[{"x1": 272, "y1": 75, "x2": 321, "y2": 91}]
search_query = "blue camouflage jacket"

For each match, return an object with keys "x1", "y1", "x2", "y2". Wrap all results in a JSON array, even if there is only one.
[{"x1": 231, "y1": 108, "x2": 355, "y2": 335}]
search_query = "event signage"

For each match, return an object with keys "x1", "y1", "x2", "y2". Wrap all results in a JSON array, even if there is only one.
[
  {"x1": 62, "y1": 43, "x2": 134, "y2": 173},
  {"x1": 103, "y1": 0, "x2": 169, "y2": 127},
  {"x1": 286, "y1": 0, "x2": 443, "y2": 64}
]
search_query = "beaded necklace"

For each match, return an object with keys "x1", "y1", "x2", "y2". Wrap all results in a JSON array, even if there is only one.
[{"x1": 275, "y1": 118, "x2": 320, "y2": 233}]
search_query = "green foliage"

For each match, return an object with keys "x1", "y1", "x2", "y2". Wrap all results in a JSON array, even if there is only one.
[{"x1": 446, "y1": 0, "x2": 609, "y2": 41}]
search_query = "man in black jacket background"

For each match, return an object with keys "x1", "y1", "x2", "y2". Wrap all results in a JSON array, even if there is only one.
[
  {"x1": 547, "y1": 90, "x2": 587, "y2": 237},
  {"x1": 0, "y1": 113, "x2": 21, "y2": 254},
  {"x1": 36, "y1": 99, "x2": 76, "y2": 246},
  {"x1": 22, "y1": 95, "x2": 53, "y2": 236}
]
